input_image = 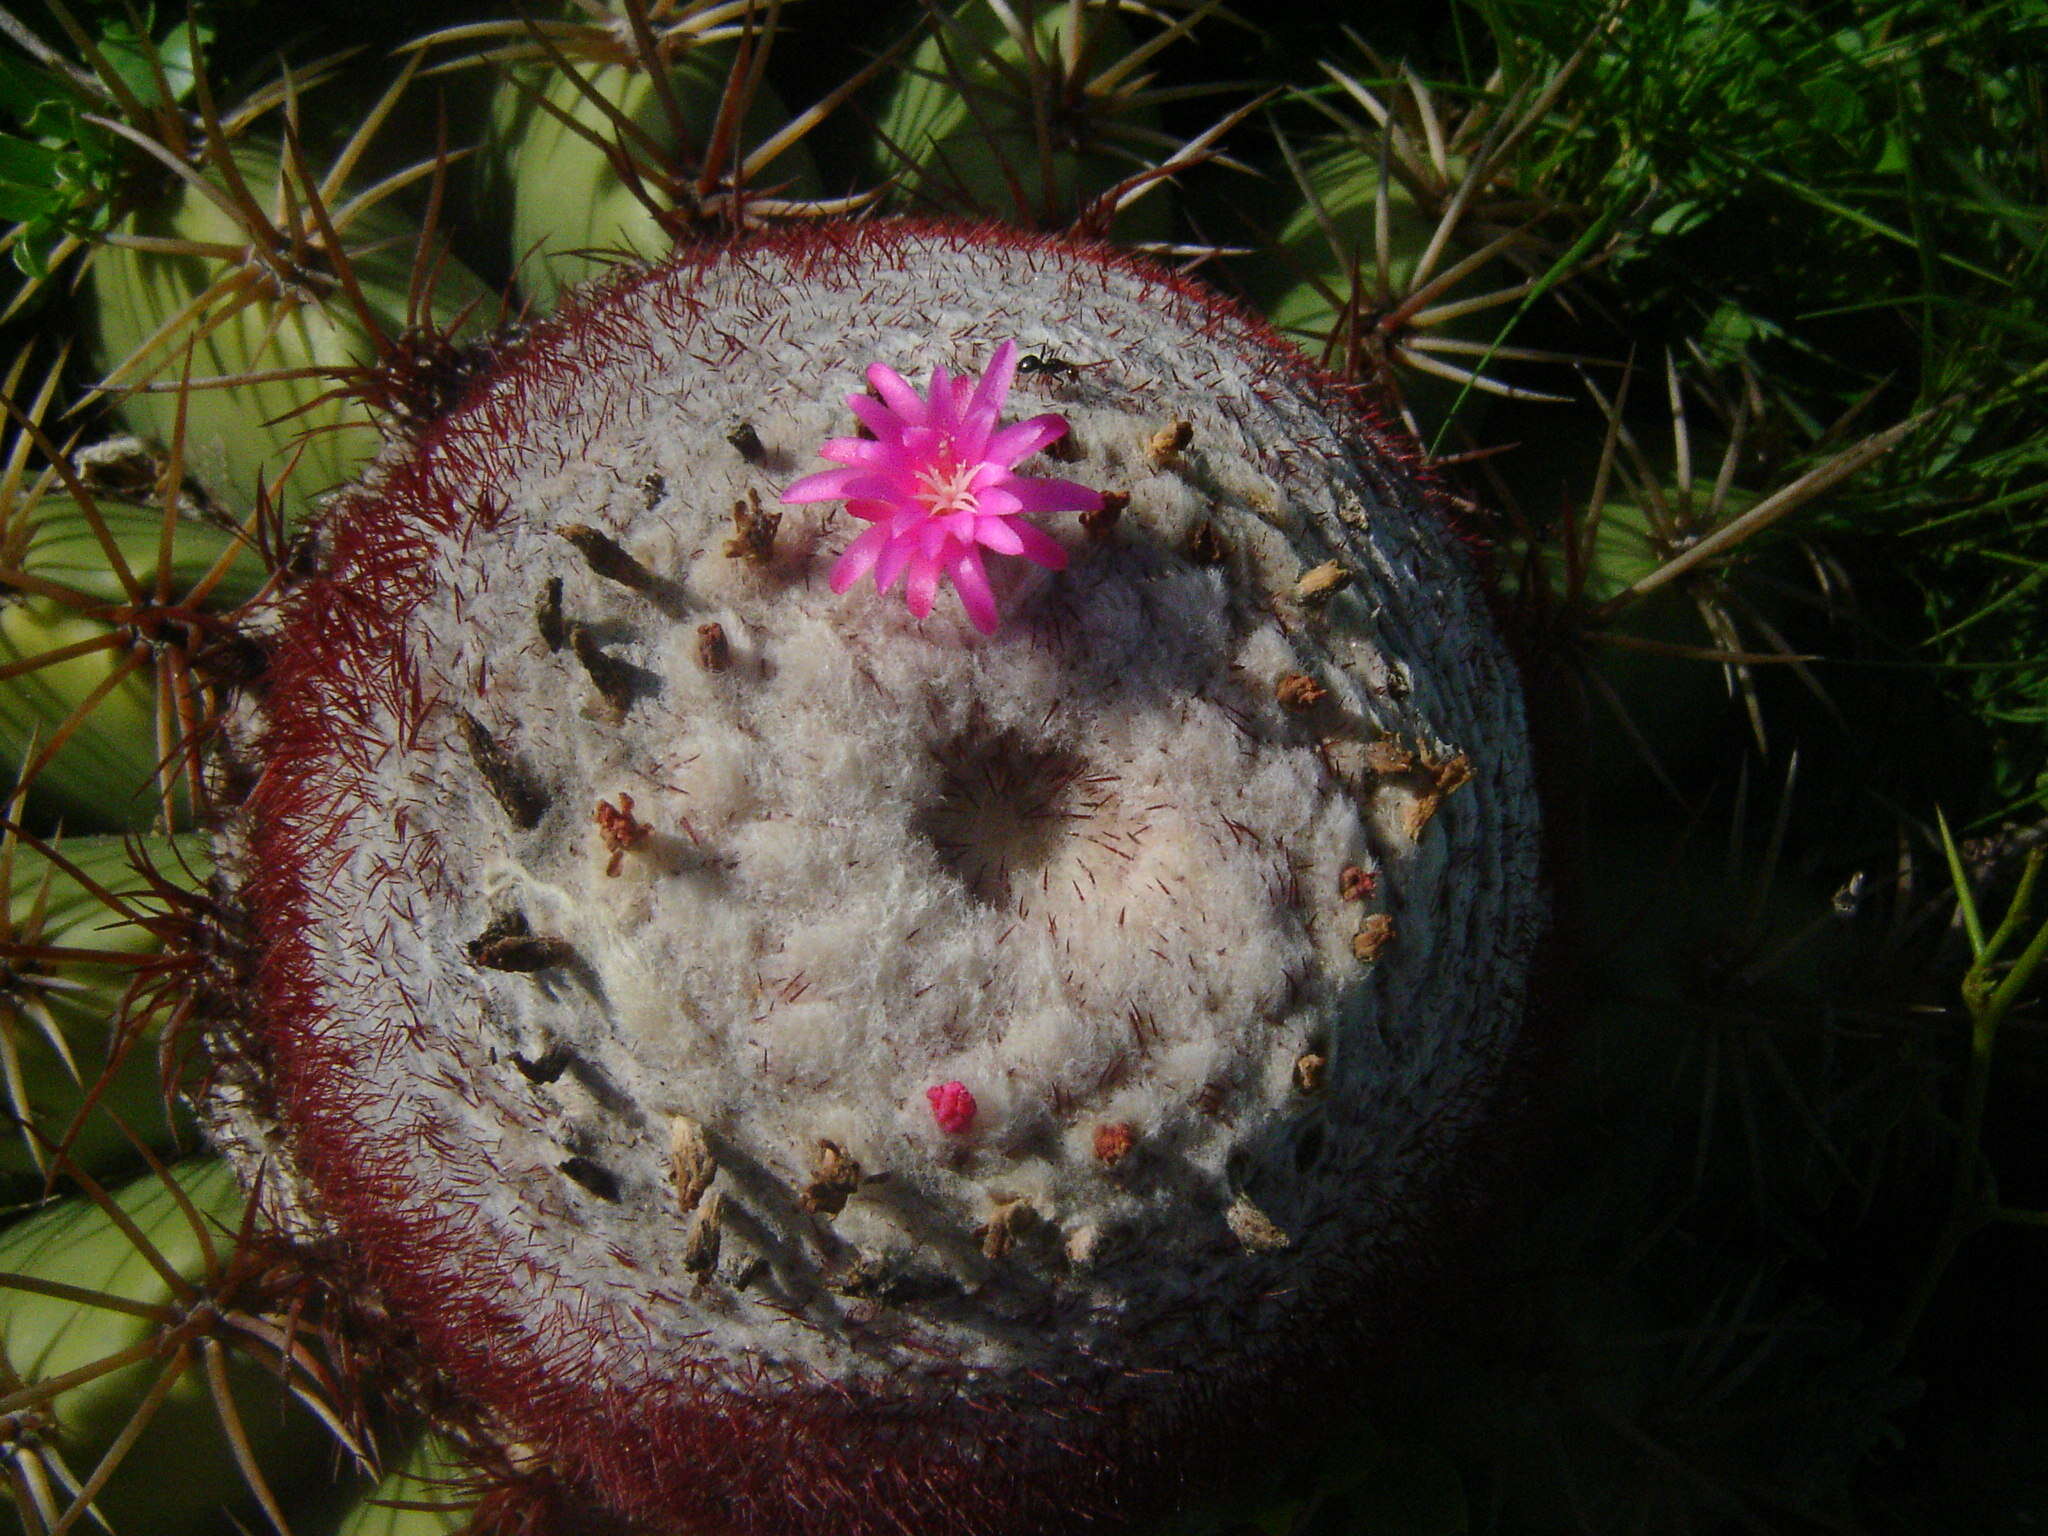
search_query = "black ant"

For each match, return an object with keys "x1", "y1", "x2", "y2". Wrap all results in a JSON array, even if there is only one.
[{"x1": 1017, "y1": 352, "x2": 1105, "y2": 385}]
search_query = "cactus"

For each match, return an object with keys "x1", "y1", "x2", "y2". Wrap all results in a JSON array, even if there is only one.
[
  {"x1": 0, "y1": 1159, "x2": 348, "y2": 1533},
  {"x1": 872, "y1": 0, "x2": 1184, "y2": 239},
  {"x1": 0, "y1": 826, "x2": 204, "y2": 1185},
  {"x1": 87, "y1": 131, "x2": 495, "y2": 521},
  {"x1": 0, "y1": 2, "x2": 2035, "y2": 1533},
  {"x1": 1, "y1": 456, "x2": 266, "y2": 829},
  {"x1": 478, "y1": 12, "x2": 829, "y2": 306},
  {"x1": 190, "y1": 224, "x2": 1542, "y2": 1533}
]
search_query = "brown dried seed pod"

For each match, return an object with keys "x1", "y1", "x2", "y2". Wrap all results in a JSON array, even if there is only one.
[
  {"x1": 559, "y1": 523, "x2": 685, "y2": 615},
  {"x1": 697, "y1": 621, "x2": 732, "y2": 671},
  {"x1": 682, "y1": 1190, "x2": 725, "y2": 1275},
  {"x1": 569, "y1": 624, "x2": 642, "y2": 715},
  {"x1": 1147, "y1": 418, "x2": 1194, "y2": 464},
  {"x1": 669, "y1": 1117, "x2": 717, "y2": 1212},
  {"x1": 1352, "y1": 913, "x2": 1397, "y2": 962},
  {"x1": 1295, "y1": 561, "x2": 1353, "y2": 602},
  {"x1": 457, "y1": 711, "x2": 552, "y2": 829}
]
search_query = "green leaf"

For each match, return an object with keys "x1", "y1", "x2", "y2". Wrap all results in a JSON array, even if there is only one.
[
  {"x1": 0, "y1": 132, "x2": 62, "y2": 183},
  {"x1": 1936, "y1": 808, "x2": 1986, "y2": 961},
  {"x1": 0, "y1": 183, "x2": 59, "y2": 221},
  {"x1": 0, "y1": 53, "x2": 81, "y2": 124},
  {"x1": 1649, "y1": 198, "x2": 1707, "y2": 238},
  {"x1": 97, "y1": 14, "x2": 211, "y2": 109}
]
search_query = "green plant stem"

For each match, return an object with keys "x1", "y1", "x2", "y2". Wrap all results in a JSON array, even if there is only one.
[{"x1": 1893, "y1": 846, "x2": 2048, "y2": 1352}]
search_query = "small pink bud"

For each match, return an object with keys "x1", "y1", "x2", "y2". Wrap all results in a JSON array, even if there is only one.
[{"x1": 926, "y1": 1080, "x2": 977, "y2": 1134}]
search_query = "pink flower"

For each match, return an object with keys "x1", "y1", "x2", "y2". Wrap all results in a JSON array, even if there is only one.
[
  {"x1": 926, "y1": 1080, "x2": 977, "y2": 1135},
  {"x1": 782, "y1": 340, "x2": 1103, "y2": 635}
]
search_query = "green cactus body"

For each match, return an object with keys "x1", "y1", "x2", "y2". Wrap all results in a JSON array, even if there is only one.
[
  {"x1": 1551, "y1": 489, "x2": 1799, "y2": 799},
  {"x1": 492, "y1": 49, "x2": 822, "y2": 309},
  {"x1": 0, "y1": 1161, "x2": 328, "y2": 1533},
  {"x1": 0, "y1": 496, "x2": 262, "y2": 825},
  {"x1": 0, "y1": 833, "x2": 203, "y2": 1185},
  {"x1": 9, "y1": 497, "x2": 260, "y2": 608},
  {"x1": 87, "y1": 142, "x2": 493, "y2": 520},
  {"x1": 0, "y1": 594, "x2": 161, "y2": 825},
  {"x1": 1263, "y1": 146, "x2": 1451, "y2": 335},
  {"x1": 874, "y1": 0, "x2": 1169, "y2": 239},
  {"x1": 1259, "y1": 144, "x2": 1500, "y2": 427},
  {"x1": 314, "y1": 1434, "x2": 470, "y2": 1536}
]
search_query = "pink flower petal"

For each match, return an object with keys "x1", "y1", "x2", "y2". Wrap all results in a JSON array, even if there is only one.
[
  {"x1": 817, "y1": 437, "x2": 897, "y2": 468},
  {"x1": 929, "y1": 516, "x2": 975, "y2": 553},
  {"x1": 986, "y1": 414, "x2": 1067, "y2": 467},
  {"x1": 1011, "y1": 520, "x2": 1068, "y2": 572},
  {"x1": 882, "y1": 501, "x2": 929, "y2": 536},
  {"x1": 926, "y1": 365, "x2": 957, "y2": 436},
  {"x1": 904, "y1": 549, "x2": 942, "y2": 618},
  {"x1": 866, "y1": 363, "x2": 926, "y2": 426},
  {"x1": 781, "y1": 466, "x2": 867, "y2": 504},
  {"x1": 954, "y1": 407, "x2": 999, "y2": 465},
  {"x1": 950, "y1": 547, "x2": 999, "y2": 634},
  {"x1": 874, "y1": 532, "x2": 918, "y2": 592},
  {"x1": 829, "y1": 522, "x2": 899, "y2": 592},
  {"x1": 974, "y1": 516, "x2": 1025, "y2": 556},
  {"x1": 967, "y1": 340, "x2": 1018, "y2": 423},
  {"x1": 845, "y1": 394, "x2": 908, "y2": 440},
  {"x1": 831, "y1": 472, "x2": 910, "y2": 504},
  {"x1": 1006, "y1": 474, "x2": 1104, "y2": 514},
  {"x1": 973, "y1": 486, "x2": 1023, "y2": 518}
]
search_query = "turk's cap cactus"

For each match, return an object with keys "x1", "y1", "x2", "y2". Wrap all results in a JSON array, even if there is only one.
[{"x1": 195, "y1": 222, "x2": 1544, "y2": 1534}]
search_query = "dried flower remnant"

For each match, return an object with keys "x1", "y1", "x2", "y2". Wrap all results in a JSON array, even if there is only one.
[
  {"x1": 783, "y1": 340, "x2": 1103, "y2": 634},
  {"x1": 1353, "y1": 912, "x2": 1397, "y2": 962},
  {"x1": 1147, "y1": 418, "x2": 1194, "y2": 465},
  {"x1": 593, "y1": 794, "x2": 653, "y2": 876},
  {"x1": 1094, "y1": 1121, "x2": 1138, "y2": 1166},
  {"x1": 1082, "y1": 489, "x2": 1129, "y2": 536},
  {"x1": 799, "y1": 1141, "x2": 864, "y2": 1216},
  {"x1": 668, "y1": 1117, "x2": 717, "y2": 1211},
  {"x1": 980, "y1": 1199, "x2": 1036, "y2": 1260},
  {"x1": 1226, "y1": 1196, "x2": 1293, "y2": 1253},
  {"x1": 1339, "y1": 864, "x2": 1376, "y2": 902},
  {"x1": 1277, "y1": 672, "x2": 1329, "y2": 711},
  {"x1": 725, "y1": 490, "x2": 781, "y2": 564}
]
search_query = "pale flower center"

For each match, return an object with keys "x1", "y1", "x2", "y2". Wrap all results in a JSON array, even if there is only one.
[{"x1": 915, "y1": 452, "x2": 980, "y2": 516}]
